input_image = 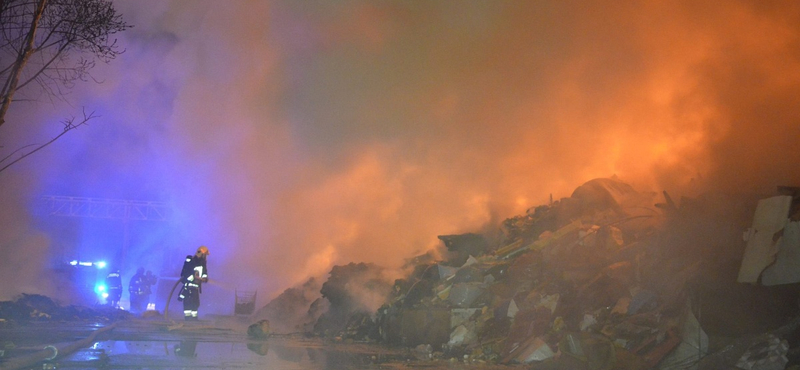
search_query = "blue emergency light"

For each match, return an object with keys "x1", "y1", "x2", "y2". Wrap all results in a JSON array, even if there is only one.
[{"x1": 69, "y1": 260, "x2": 107, "y2": 268}]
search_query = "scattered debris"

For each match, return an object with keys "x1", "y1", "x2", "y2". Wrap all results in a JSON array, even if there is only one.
[
  {"x1": 0, "y1": 294, "x2": 131, "y2": 323},
  {"x1": 255, "y1": 177, "x2": 800, "y2": 368},
  {"x1": 736, "y1": 334, "x2": 789, "y2": 370},
  {"x1": 10, "y1": 177, "x2": 798, "y2": 369},
  {"x1": 252, "y1": 277, "x2": 321, "y2": 334},
  {"x1": 247, "y1": 319, "x2": 271, "y2": 339}
]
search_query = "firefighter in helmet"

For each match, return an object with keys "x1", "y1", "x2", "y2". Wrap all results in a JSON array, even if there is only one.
[
  {"x1": 105, "y1": 269, "x2": 123, "y2": 308},
  {"x1": 129, "y1": 267, "x2": 157, "y2": 313},
  {"x1": 178, "y1": 246, "x2": 209, "y2": 320}
]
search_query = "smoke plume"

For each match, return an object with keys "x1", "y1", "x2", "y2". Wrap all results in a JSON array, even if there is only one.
[{"x1": 1, "y1": 1, "x2": 799, "y2": 311}]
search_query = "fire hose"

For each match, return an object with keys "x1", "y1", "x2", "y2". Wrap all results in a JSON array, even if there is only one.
[
  {"x1": 164, "y1": 277, "x2": 218, "y2": 319},
  {"x1": 0, "y1": 322, "x2": 117, "y2": 370},
  {"x1": 163, "y1": 278, "x2": 182, "y2": 320}
]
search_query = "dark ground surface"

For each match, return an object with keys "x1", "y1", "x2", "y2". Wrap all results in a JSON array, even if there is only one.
[
  {"x1": 4, "y1": 183, "x2": 800, "y2": 369},
  {"x1": 0, "y1": 315, "x2": 439, "y2": 370},
  {"x1": 2, "y1": 275, "x2": 800, "y2": 370},
  {"x1": 4, "y1": 246, "x2": 800, "y2": 370}
]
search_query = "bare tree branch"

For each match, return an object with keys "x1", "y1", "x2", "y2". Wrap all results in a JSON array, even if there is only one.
[
  {"x1": 0, "y1": 143, "x2": 38, "y2": 163},
  {"x1": 0, "y1": 0, "x2": 130, "y2": 171},
  {"x1": 0, "y1": 0, "x2": 130, "y2": 125},
  {"x1": 15, "y1": 41, "x2": 68, "y2": 91},
  {"x1": 0, "y1": 0, "x2": 47, "y2": 127},
  {"x1": 0, "y1": 107, "x2": 96, "y2": 173}
]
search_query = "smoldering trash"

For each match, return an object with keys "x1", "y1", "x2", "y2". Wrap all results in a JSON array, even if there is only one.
[
  {"x1": 253, "y1": 177, "x2": 800, "y2": 369},
  {"x1": 3, "y1": 177, "x2": 800, "y2": 370}
]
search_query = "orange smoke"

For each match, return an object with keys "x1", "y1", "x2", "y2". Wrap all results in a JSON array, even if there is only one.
[
  {"x1": 2, "y1": 1, "x2": 799, "y2": 306},
  {"x1": 212, "y1": 1, "x2": 800, "y2": 299}
]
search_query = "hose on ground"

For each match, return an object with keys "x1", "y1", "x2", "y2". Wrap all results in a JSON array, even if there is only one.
[{"x1": 0, "y1": 322, "x2": 117, "y2": 370}]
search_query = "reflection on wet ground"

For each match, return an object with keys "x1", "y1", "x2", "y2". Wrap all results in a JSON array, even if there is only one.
[
  {"x1": 1, "y1": 319, "x2": 419, "y2": 370},
  {"x1": 58, "y1": 337, "x2": 409, "y2": 369}
]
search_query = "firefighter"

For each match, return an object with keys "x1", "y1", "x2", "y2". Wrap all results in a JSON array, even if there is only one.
[
  {"x1": 178, "y1": 246, "x2": 209, "y2": 320},
  {"x1": 105, "y1": 270, "x2": 123, "y2": 308},
  {"x1": 129, "y1": 267, "x2": 156, "y2": 313},
  {"x1": 143, "y1": 270, "x2": 157, "y2": 308}
]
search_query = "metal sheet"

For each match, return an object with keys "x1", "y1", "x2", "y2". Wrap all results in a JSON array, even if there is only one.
[{"x1": 737, "y1": 196, "x2": 792, "y2": 283}]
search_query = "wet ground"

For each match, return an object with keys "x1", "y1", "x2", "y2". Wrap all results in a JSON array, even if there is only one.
[
  {"x1": 55, "y1": 337, "x2": 405, "y2": 369},
  {"x1": 0, "y1": 316, "x2": 516, "y2": 370}
]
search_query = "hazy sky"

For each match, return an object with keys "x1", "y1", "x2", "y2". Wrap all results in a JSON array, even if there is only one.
[{"x1": 1, "y1": 1, "x2": 799, "y2": 310}]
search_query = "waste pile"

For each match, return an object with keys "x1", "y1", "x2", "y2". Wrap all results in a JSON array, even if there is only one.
[
  {"x1": 254, "y1": 277, "x2": 323, "y2": 334},
  {"x1": 259, "y1": 177, "x2": 800, "y2": 369},
  {"x1": 313, "y1": 262, "x2": 393, "y2": 339},
  {"x1": 0, "y1": 294, "x2": 131, "y2": 324}
]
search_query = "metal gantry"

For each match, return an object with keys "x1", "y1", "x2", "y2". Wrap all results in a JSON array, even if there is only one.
[
  {"x1": 41, "y1": 196, "x2": 172, "y2": 222},
  {"x1": 40, "y1": 196, "x2": 173, "y2": 269}
]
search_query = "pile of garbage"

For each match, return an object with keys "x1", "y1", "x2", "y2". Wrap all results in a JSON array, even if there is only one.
[
  {"x1": 0, "y1": 294, "x2": 131, "y2": 323},
  {"x1": 259, "y1": 177, "x2": 800, "y2": 369}
]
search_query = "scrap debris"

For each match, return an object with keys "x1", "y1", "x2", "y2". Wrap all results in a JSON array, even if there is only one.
[
  {"x1": 257, "y1": 177, "x2": 800, "y2": 369},
  {"x1": 0, "y1": 294, "x2": 131, "y2": 323},
  {"x1": 4, "y1": 177, "x2": 800, "y2": 369}
]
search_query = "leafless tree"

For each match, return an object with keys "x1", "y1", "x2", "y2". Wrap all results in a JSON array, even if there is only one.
[{"x1": 0, "y1": 0, "x2": 130, "y2": 172}]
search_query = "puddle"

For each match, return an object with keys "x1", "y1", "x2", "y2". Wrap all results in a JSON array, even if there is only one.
[
  {"x1": 49, "y1": 338, "x2": 412, "y2": 369},
  {"x1": 3, "y1": 319, "x2": 419, "y2": 369}
]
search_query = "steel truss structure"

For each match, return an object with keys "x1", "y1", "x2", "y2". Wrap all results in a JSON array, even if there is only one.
[{"x1": 41, "y1": 196, "x2": 172, "y2": 222}]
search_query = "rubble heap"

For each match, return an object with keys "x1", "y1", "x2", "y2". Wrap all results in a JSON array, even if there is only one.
[
  {"x1": 0, "y1": 294, "x2": 131, "y2": 323},
  {"x1": 253, "y1": 277, "x2": 322, "y2": 334},
  {"x1": 313, "y1": 262, "x2": 393, "y2": 339},
  {"x1": 261, "y1": 177, "x2": 800, "y2": 369}
]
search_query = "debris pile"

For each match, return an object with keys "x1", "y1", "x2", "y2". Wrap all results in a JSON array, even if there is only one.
[
  {"x1": 262, "y1": 177, "x2": 800, "y2": 369},
  {"x1": 313, "y1": 262, "x2": 393, "y2": 340},
  {"x1": 253, "y1": 277, "x2": 322, "y2": 334},
  {"x1": 0, "y1": 294, "x2": 131, "y2": 323}
]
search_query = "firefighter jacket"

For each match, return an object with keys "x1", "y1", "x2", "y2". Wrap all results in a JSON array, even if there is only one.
[{"x1": 180, "y1": 255, "x2": 208, "y2": 291}]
